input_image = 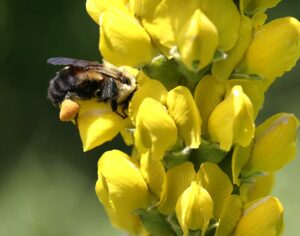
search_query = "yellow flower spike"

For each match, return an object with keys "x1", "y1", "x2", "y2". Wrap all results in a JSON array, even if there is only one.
[
  {"x1": 194, "y1": 75, "x2": 226, "y2": 137},
  {"x1": 175, "y1": 181, "x2": 213, "y2": 236},
  {"x1": 197, "y1": 162, "x2": 233, "y2": 219},
  {"x1": 167, "y1": 86, "x2": 201, "y2": 149},
  {"x1": 158, "y1": 162, "x2": 196, "y2": 215},
  {"x1": 215, "y1": 195, "x2": 243, "y2": 236},
  {"x1": 129, "y1": 79, "x2": 168, "y2": 125},
  {"x1": 104, "y1": 206, "x2": 148, "y2": 236},
  {"x1": 226, "y1": 79, "x2": 265, "y2": 119},
  {"x1": 199, "y1": 0, "x2": 240, "y2": 51},
  {"x1": 76, "y1": 100, "x2": 127, "y2": 152},
  {"x1": 212, "y1": 16, "x2": 253, "y2": 81},
  {"x1": 240, "y1": 173, "x2": 274, "y2": 203},
  {"x1": 234, "y1": 196, "x2": 284, "y2": 236},
  {"x1": 231, "y1": 144, "x2": 252, "y2": 186},
  {"x1": 140, "y1": 154, "x2": 165, "y2": 199},
  {"x1": 96, "y1": 150, "x2": 150, "y2": 213},
  {"x1": 134, "y1": 98, "x2": 177, "y2": 160},
  {"x1": 86, "y1": 0, "x2": 129, "y2": 24},
  {"x1": 177, "y1": 9, "x2": 219, "y2": 71},
  {"x1": 100, "y1": 8, "x2": 153, "y2": 67},
  {"x1": 237, "y1": 17, "x2": 300, "y2": 89},
  {"x1": 244, "y1": 113, "x2": 299, "y2": 173},
  {"x1": 208, "y1": 85, "x2": 255, "y2": 151},
  {"x1": 240, "y1": 0, "x2": 281, "y2": 15}
]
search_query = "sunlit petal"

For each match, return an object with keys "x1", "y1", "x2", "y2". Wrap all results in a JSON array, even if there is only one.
[
  {"x1": 100, "y1": 8, "x2": 153, "y2": 66},
  {"x1": 77, "y1": 100, "x2": 127, "y2": 151},
  {"x1": 134, "y1": 98, "x2": 177, "y2": 160},
  {"x1": 167, "y1": 86, "x2": 201, "y2": 148}
]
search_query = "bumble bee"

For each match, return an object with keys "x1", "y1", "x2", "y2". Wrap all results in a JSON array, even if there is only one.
[{"x1": 47, "y1": 57, "x2": 137, "y2": 119}]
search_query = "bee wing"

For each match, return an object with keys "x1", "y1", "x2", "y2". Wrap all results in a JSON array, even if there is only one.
[{"x1": 47, "y1": 57, "x2": 101, "y2": 68}]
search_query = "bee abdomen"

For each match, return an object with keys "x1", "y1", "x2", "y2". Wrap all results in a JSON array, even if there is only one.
[{"x1": 47, "y1": 71, "x2": 77, "y2": 106}]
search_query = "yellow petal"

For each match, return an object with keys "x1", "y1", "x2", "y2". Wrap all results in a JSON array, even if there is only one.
[
  {"x1": 158, "y1": 162, "x2": 196, "y2": 215},
  {"x1": 226, "y1": 79, "x2": 265, "y2": 119},
  {"x1": 215, "y1": 195, "x2": 243, "y2": 236},
  {"x1": 141, "y1": 0, "x2": 201, "y2": 56},
  {"x1": 96, "y1": 150, "x2": 150, "y2": 213},
  {"x1": 140, "y1": 154, "x2": 165, "y2": 199},
  {"x1": 129, "y1": 79, "x2": 168, "y2": 125},
  {"x1": 240, "y1": 173, "x2": 274, "y2": 203},
  {"x1": 208, "y1": 86, "x2": 255, "y2": 151},
  {"x1": 240, "y1": 0, "x2": 281, "y2": 15},
  {"x1": 237, "y1": 17, "x2": 300, "y2": 88},
  {"x1": 194, "y1": 75, "x2": 226, "y2": 137},
  {"x1": 167, "y1": 86, "x2": 201, "y2": 148},
  {"x1": 100, "y1": 8, "x2": 153, "y2": 67},
  {"x1": 134, "y1": 98, "x2": 177, "y2": 160},
  {"x1": 244, "y1": 113, "x2": 299, "y2": 173},
  {"x1": 176, "y1": 181, "x2": 213, "y2": 235},
  {"x1": 231, "y1": 144, "x2": 252, "y2": 186},
  {"x1": 104, "y1": 206, "x2": 148, "y2": 236},
  {"x1": 177, "y1": 9, "x2": 218, "y2": 71},
  {"x1": 212, "y1": 16, "x2": 253, "y2": 81},
  {"x1": 234, "y1": 196, "x2": 284, "y2": 236},
  {"x1": 86, "y1": 0, "x2": 129, "y2": 24},
  {"x1": 77, "y1": 100, "x2": 127, "y2": 151},
  {"x1": 197, "y1": 162, "x2": 233, "y2": 219},
  {"x1": 199, "y1": 0, "x2": 240, "y2": 51}
]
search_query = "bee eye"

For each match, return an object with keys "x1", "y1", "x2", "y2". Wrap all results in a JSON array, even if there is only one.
[{"x1": 95, "y1": 89, "x2": 102, "y2": 98}]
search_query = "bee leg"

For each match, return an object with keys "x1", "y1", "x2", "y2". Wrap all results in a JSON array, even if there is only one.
[{"x1": 111, "y1": 98, "x2": 126, "y2": 119}]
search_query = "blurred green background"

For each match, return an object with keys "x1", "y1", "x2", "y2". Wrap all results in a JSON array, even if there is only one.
[{"x1": 0, "y1": 0, "x2": 299, "y2": 235}]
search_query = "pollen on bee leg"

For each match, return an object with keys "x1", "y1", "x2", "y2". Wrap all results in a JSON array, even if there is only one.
[{"x1": 59, "y1": 99, "x2": 80, "y2": 121}]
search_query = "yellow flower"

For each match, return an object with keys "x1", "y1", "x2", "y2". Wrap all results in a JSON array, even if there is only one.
[
  {"x1": 134, "y1": 97, "x2": 177, "y2": 160},
  {"x1": 243, "y1": 113, "x2": 299, "y2": 174},
  {"x1": 208, "y1": 85, "x2": 255, "y2": 151},
  {"x1": 236, "y1": 17, "x2": 300, "y2": 89},
  {"x1": 177, "y1": 9, "x2": 218, "y2": 71},
  {"x1": 100, "y1": 8, "x2": 153, "y2": 67},
  {"x1": 175, "y1": 181, "x2": 213, "y2": 236},
  {"x1": 76, "y1": 99, "x2": 128, "y2": 151},
  {"x1": 167, "y1": 86, "x2": 201, "y2": 148},
  {"x1": 95, "y1": 150, "x2": 150, "y2": 213},
  {"x1": 234, "y1": 196, "x2": 284, "y2": 236}
]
